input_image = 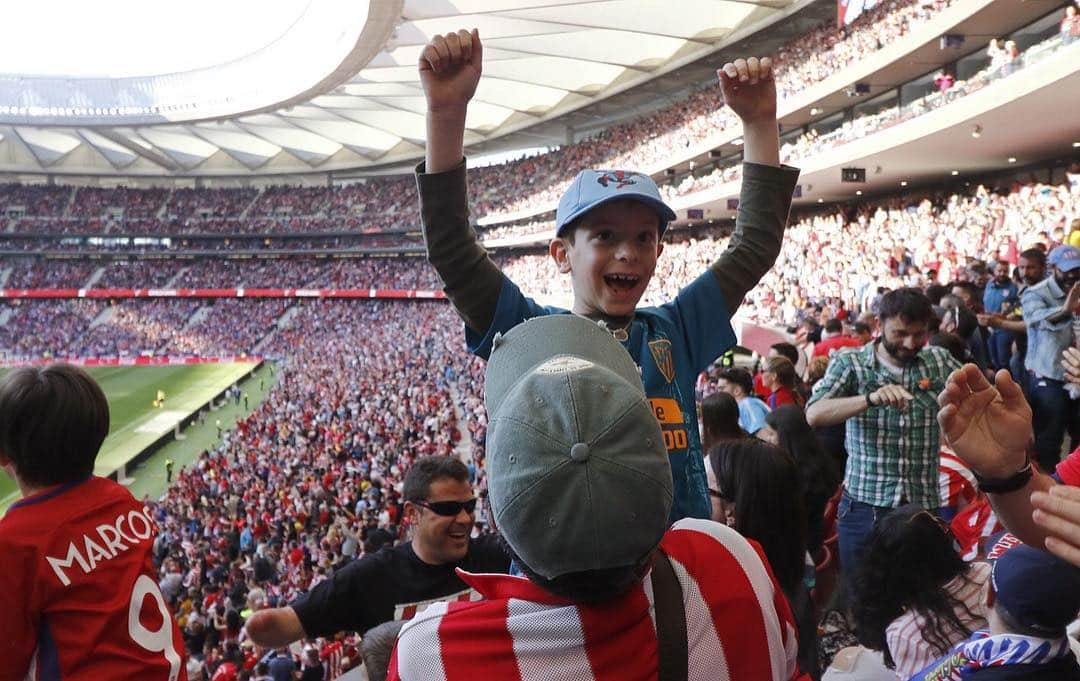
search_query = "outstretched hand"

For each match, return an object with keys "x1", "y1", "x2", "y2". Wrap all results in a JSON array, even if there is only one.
[
  {"x1": 718, "y1": 58, "x2": 777, "y2": 125},
  {"x1": 1032, "y1": 485, "x2": 1080, "y2": 567},
  {"x1": 937, "y1": 364, "x2": 1032, "y2": 478},
  {"x1": 419, "y1": 29, "x2": 483, "y2": 114}
]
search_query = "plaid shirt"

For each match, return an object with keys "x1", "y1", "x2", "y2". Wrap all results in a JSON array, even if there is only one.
[{"x1": 807, "y1": 342, "x2": 961, "y2": 508}]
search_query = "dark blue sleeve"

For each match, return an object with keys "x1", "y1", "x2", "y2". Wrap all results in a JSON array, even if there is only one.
[
  {"x1": 466, "y1": 276, "x2": 562, "y2": 360},
  {"x1": 654, "y1": 271, "x2": 737, "y2": 374}
]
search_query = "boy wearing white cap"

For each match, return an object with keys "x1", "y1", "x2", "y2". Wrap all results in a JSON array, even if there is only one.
[
  {"x1": 416, "y1": 29, "x2": 800, "y2": 522},
  {"x1": 387, "y1": 316, "x2": 808, "y2": 681}
]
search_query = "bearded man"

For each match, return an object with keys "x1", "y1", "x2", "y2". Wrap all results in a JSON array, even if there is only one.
[{"x1": 806, "y1": 288, "x2": 961, "y2": 587}]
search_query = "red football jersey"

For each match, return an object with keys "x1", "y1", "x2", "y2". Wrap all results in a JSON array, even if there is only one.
[{"x1": 0, "y1": 476, "x2": 187, "y2": 681}]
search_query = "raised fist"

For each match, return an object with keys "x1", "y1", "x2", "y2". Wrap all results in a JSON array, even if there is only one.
[{"x1": 419, "y1": 29, "x2": 483, "y2": 114}]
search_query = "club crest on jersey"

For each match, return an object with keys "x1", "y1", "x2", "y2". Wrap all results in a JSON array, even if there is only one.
[
  {"x1": 648, "y1": 339, "x2": 675, "y2": 384},
  {"x1": 596, "y1": 170, "x2": 638, "y2": 190}
]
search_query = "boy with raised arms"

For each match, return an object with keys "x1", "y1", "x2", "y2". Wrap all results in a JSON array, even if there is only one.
[{"x1": 416, "y1": 29, "x2": 800, "y2": 520}]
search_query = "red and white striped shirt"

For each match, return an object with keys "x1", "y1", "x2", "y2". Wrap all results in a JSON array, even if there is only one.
[
  {"x1": 387, "y1": 519, "x2": 808, "y2": 681},
  {"x1": 884, "y1": 561, "x2": 990, "y2": 678},
  {"x1": 320, "y1": 640, "x2": 344, "y2": 680},
  {"x1": 939, "y1": 448, "x2": 978, "y2": 513},
  {"x1": 951, "y1": 495, "x2": 1004, "y2": 562}
]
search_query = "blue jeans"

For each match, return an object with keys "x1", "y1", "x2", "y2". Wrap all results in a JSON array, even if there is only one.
[
  {"x1": 1030, "y1": 375, "x2": 1077, "y2": 473},
  {"x1": 988, "y1": 329, "x2": 1014, "y2": 372},
  {"x1": 837, "y1": 490, "x2": 944, "y2": 592},
  {"x1": 837, "y1": 490, "x2": 892, "y2": 593},
  {"x1": 1011, "y1": 351, "x2": 1028, "y2": 393}
]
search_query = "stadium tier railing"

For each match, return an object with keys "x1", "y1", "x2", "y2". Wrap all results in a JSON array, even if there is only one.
[{"x1": 669, "y1": 34, "x2": 1080, "y2": 210}]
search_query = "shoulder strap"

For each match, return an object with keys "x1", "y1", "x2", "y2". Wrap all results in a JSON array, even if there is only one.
[{"x1": 651, "y1": 549, "x2": 688, "y2": 681}]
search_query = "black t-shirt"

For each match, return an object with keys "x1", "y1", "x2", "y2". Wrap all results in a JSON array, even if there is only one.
[{"x1": 290, "y1": 535, "x2": 510, "y2": 636}]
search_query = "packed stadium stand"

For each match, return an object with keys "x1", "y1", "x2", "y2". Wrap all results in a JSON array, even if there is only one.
[{"x1": 2, "y1": 0, "x2": 1079, "y2": 679}]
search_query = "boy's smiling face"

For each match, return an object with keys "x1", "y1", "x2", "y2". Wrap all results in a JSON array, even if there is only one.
[{"x1": 550, "y1": 199, "x2": 664, "y2": 319}]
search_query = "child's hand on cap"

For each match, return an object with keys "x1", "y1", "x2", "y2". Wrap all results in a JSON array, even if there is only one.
[
  {"x1": 419, "y1": 28, "x2": 483, "y2": 113},
  {"x1": 717, "y1": 57, "x2": 777, "y2": 125}
]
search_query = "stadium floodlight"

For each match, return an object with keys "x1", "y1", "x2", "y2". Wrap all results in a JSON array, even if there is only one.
[
  {"x1": 1008, "y1": 157, "x2": 1017, "y2": 163},
  {"x1": 951, "y1": 170, "x2": 959, "y2": 175}
]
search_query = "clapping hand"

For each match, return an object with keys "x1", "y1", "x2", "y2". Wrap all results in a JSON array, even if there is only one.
[
  {"x1": 1032, "y1": 486, "x2": 1080, "y2": 567},
  {"x1": 937, "y1": 364, "x2": 1032, "y2": 478},
  {"x1": 1063, "y1": 347, "x2": 1080, "y2": 385}
]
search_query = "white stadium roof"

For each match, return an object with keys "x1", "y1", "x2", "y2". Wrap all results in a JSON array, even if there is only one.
[{"x1": 0, "y1": 0, "x2": 793, "y2": 178}]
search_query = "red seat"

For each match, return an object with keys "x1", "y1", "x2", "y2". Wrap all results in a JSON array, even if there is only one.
[{"x1": 822, "y1": 485, "x2": 843, "y2": 541}]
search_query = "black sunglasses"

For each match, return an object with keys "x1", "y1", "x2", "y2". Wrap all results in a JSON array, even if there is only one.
[{"x1": 416, "y1": 498, "x2": 478, "y2": 517}]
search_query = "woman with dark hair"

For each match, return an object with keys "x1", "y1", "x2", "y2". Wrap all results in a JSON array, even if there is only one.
[
  {"x1": 700, "y1": 391, "x2": 747, "y2": 450},
  {"x1": 700, "y1": 391, "x2": 748, "y2": 524},
  {"x1": 852, "y1": 503, "x2": 989, "y2": 678},
  {"x1": 709, "y1": 440, "x2": 819, "y2": 678},
  {"x1": 761, "y1": 356, "x2": 804, "y2": 409},
  {"x1": 763, "y1": 405, "x2": 842, "y2": 554}
]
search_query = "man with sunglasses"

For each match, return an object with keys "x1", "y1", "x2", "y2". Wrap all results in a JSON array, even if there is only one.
[{"x1": 244, "y1": 456, "x2": 510, "y2": 649}]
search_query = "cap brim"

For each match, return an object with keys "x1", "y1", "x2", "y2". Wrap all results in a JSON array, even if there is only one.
[
  {"x1": 485, "y1": 315, "x2": 643, "y2": 419},
  {"x1": 1057, "y1": 261, "x2": 1080, "y2": 272},
  {"x1": 556, "y1": 193, "x2": 677, "y2": 237}
]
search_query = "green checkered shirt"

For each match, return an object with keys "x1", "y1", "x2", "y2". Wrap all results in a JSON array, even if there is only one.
[{"x1": 807, "y1": 342, "x2": 961, "y2": 509}]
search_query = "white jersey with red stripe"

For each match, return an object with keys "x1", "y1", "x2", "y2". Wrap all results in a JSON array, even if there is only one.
[
  {"x1": 951, "y1": 495, "x2": 1004, "y2": 562},
  {"x1": 320, "y1": 640, "x2": 344, "y2": 680},
  {"x1": 938, "y1": 448, "x2": 978, "y2": 512},
  {"x1": 0, "y1": 476, "x2": 187, "y2": 681},
  {"x1": 387, "y1": 519, "x2": 808, "y2": 681}
]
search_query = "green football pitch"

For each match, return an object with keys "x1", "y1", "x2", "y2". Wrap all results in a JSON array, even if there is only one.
[{"x1": 0, "y1": 362, "x2": 258, "y2": 508}]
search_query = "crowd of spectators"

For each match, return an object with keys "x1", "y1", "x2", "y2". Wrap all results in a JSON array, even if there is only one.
[
  {"x1": 95, "y1": 258, "x2": 186, "y2": 288},
  {"x1": 3, "y1": 256, "x2": 443, "y2": 290},
  {"x1": 0, "y1": 184, "x2": 71, "y2": 217},
  {"x1": 0, "y1": 0, "x2": 984, "y2": 242},
  {"x1": 500, "y1": 171, "x2": 1080, "y2": 329},
  {"x1": 662, "y1": 27, "x2": 1075, "y2": 203},
  {"x1": 0, "y1": 299, "x2": 104, "y2": 357},
  {"x1": 70, "y1": 186, "x2": 170, "y2": 219},
  {"x1": 2, "y1": 5, "x2": 1079, "y2": 677},
  {"x1": 144, "y1": 301, "x2": 484, "y2": 678},
  {"x1": 6, "y1": 258, "x2": 100, "y2": 288},
  {"x1": 166, "y1": 188, "x2": 259, "y2": 220},
  {"x1": 162, "y1": 299, "x2": 294, "y2": 357},
  {"x1": 3, "y1": 173, "x2": 1080, "y2": 678},
  {"x1": 70, "y1": 299, "x2": 205, "y2": 357}
]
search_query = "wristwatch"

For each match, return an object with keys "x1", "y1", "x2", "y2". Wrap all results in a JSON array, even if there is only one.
[{"x1": 973, "y1": 456, "x2": 1034, "y2": 494}]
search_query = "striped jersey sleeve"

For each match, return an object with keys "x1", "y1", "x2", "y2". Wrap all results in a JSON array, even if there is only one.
[{"x1": 387, "y1": 519, "x2": 807, "y2": 681}]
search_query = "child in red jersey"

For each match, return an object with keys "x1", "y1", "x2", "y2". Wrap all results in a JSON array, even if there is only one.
[{"x1": 0, "y1": 364, "x2": 187, "y2": 680}]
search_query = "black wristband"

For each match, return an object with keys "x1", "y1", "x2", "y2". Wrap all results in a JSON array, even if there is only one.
[
  {"x1": 973, "y1": 458, "x2": 1034, "y2": 494},
  {"x1": 865, "y1": 393, "x2": 875, "y2": 408}
]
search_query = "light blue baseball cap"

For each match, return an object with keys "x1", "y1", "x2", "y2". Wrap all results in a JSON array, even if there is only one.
[
  {"x1": 555, "y1": 169, "x2": 677, "y2": 238},
  {"x1": 1048, "y1": 245, "x2": 1080, "y2": 272}
]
